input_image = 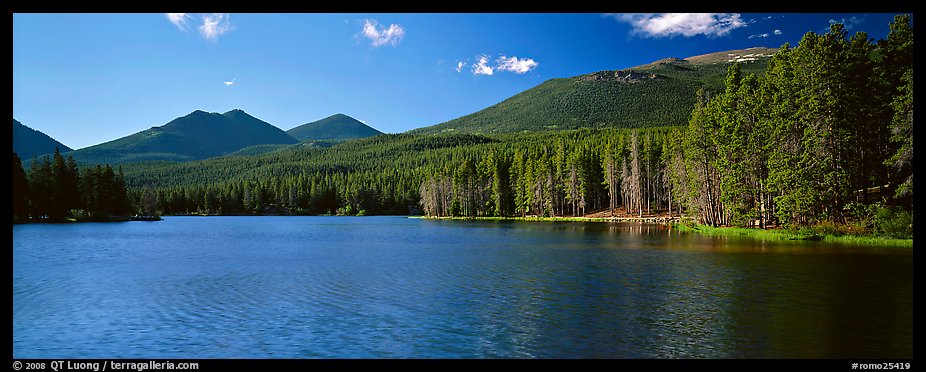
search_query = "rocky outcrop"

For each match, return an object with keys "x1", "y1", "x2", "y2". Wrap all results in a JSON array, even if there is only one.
[{"x1": 577, "y1": 70, "x2": 663, "y2": 83}]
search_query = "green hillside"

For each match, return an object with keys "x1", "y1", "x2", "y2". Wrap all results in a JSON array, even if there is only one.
[
  {"x1": 13, "y1": 119, "x2": 73, "y2": 161},
  {"x1": 411, "y1": 48, "x2": 776, "y2": 135},
  {"x1": 123, "y1": 132, "x2": 498, "y2": 188},
  {"x1": 66, "y1": 109, "x2": 298, "y2": 164},
  {"x1": 287, "y1": 113, "x2": 383, "y2": 141},
  {"x1": 224, "y1": 143, "x2": 294, "y2": 157},
  {"x1": 119, "y1": 49, "x2": 779, "y2": 188}
]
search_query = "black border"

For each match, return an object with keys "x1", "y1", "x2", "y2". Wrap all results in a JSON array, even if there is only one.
[
  {"x1": 5, "y1": 0, "x2": 919, "y2": 14},
  {"x1": 8, "y1": 2, "x2": 916, "y2": 368},
  {"x1": 8, "y1": 358, "x2": 915, "y2": 370}
]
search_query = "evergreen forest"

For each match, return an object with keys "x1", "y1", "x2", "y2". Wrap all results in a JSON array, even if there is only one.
[{"x1": 12, "y1": 17, "x2": 913, "y2": 238}]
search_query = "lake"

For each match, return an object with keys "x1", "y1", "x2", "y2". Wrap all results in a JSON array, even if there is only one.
[{"x1": 12, "y1": 216, "x2": 912, "y2": 358}]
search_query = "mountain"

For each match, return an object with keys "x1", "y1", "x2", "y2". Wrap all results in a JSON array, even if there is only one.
[
  {"x1": 287, "y1": 114, "x2": 383, "y2": 141},
  {"x1": 411, "y1": 47, "x2": 777, "y2": 135},
  {"x1": 13, "y1": 119, "x2": 73, "y2": 161},
  {"x1": 67, "y1": 109, "x2": 298, "y2": 164}
]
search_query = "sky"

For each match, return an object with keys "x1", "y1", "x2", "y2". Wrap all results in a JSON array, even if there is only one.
[{"x1": 13, "y1": 13, "x2": 907, "y2": 150}]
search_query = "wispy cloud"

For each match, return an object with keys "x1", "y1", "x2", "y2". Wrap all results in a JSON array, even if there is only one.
[
  {"x1": 361, "y1": 19, "x2": 405, "y2": 47},
  {"x1": 459, "y1": 54, "x2": 539, "y2": 76},
  {"x1": 607, "y1": 13, "x2": 747, "y2": 38},
  {"x1": 166, "y1": 13, "x2": 190, "y2": 30},
  {"x1": 496, "y1": 56, "x2": 538, "y2": 74},
  {"x1": 749, "y1": 28, "x2": 783, "y2": 39},
  {"x1": 472, "y1": 55, "x2": 494, "y2": 76},
  {"x1": 199, "y1": 13, "x2": 234, "y2": 42},
  {"x1": 165, "y1": 13, "x2": 234, "y2": 42},
  {"x1": 829, "y1": 15, "x2": 865, "y2": 30}
]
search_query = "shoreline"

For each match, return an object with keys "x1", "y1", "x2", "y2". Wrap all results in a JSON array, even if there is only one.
[
  {"x1": 17, "y1": 213, "x2": 909, "y2": 247},
  {"x1": 13, "y1": 215, "x2": 162, "y2": 224},
  {"x1": 417, "y1": 215, "x2": 912, "y2": 248},
  {"x1": 415, "y1": 215, "x2": 682, "y2": 224},
  {"x1": 671, "y1": 224, "x2": 912, "y2": 248}
]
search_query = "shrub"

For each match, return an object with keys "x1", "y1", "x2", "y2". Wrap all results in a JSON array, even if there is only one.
[
  {"x1": 449, "y1": 199, "x2": 463, "y2": 217},
  {"x1": 873, "y1": 207, "x2": 913, "y2": 239},
  {"x1": 810, "y1": 220, "x2": 847, "y2": 237}
]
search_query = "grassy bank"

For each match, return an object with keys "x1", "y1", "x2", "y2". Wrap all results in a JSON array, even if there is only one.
[
  {"x1": 416, "y1": 216, "x2": 912, "y2": 248},
  {"x1": 415, "y1": 215, "x2": 680, "y2": 223},
  {"x1": 670, "y1": 224, "x2": 912, "y2": 248}
]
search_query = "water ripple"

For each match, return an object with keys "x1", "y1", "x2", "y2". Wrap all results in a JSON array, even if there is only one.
[{"x1": 13, "y1": 216, "x2": 914, "y2": 359}]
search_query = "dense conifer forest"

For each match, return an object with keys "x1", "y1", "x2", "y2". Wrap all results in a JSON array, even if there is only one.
[{"x1": 13, "y1": 16, "x2": 913, "y2": 238}]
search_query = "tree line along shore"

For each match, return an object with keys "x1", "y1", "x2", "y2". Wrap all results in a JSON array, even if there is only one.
[{"x1": 12, "y1": 17, "x2": 912, "y2": 245}]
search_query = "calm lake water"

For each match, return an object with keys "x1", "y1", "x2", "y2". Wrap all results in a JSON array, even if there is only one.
[{"x1": 13, "y1": 216, "x2": 912, "y2": 358}]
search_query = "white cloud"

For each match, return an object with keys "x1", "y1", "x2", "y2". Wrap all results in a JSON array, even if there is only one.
[
  {"x1": 829, "y1": 16, "x2": 865, "y2": 30},
  {"x1": 166, "y1": 13, "x2": 190, "y2": 30},
  {"x1": 472, "y1": 55, "x2": 494, "y2": 76},
  {"x1": 608, "y1": 13, "x2": 747, "y2": 38},
  {"x1": 462, "y1": 54, "x2": 539, "y2": 76},
  {"x1": 361, "y1": 19, "x2": 405, "y2": 47},
  {"x1": 166, "y1": 13, "x2": 234, "y2": 42},
  {"x1": 749, "y1": 28, "x2": 783, "y2": 39},
  {"x1": 496, "y1": 55, "x2": 538, "y2": 74},
  {"x1": 199, "y1": 13, "x2": 233, "y2": 42}
]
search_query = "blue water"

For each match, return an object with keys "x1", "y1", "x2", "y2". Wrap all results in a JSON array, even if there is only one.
[{"x1": 12, "y1": 216, "x2": 913, "y2": 358}]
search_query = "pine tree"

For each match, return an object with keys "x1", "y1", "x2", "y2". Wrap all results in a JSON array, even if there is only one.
[
  {"x1": 13, "y1": 153, "x2": 30, "y2": 220},
  {"x1": 886, "y1": 70, "x2": 913, "y2": 201},
  {"x1": 878, "y1": 15, "x2": 914, "y2": 202},
  {"x1": 28, "y1": 155, "x2": 54, "y2": 219}
]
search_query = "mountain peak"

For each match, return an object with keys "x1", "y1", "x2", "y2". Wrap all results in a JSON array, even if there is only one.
[
  {"x1": 13, "y1": 118, "x2": 73, "y2": 160},
  {"x1": 184, "y1": 110, "x2": 217, "y2": 120},
  {"x1": 287, "y1": 114, "x2": 382, "y2": 141},
  {"x1": 411, "y1": 47, "x2": 775, "y2": 135},
  {"x1": 66, "y1": 110, "x2": 297, "y2": 164},
  {"x1": 683, "y1": 47, "x2": 777, "y2": 65},
  {"x1": 222, "y1": 109, "x2": 255, "y2": 121},
  {"x1": 629, "y1": 47, "x2": 777, "y2": 70}
]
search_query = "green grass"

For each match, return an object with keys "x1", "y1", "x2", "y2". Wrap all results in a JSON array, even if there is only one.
[
  {"x1": 416, "y1": 216, "x2": 913, "y2": 248},
  {"x1": 673, "y1": 224, "x2": 913, "y2": 248},
  {"x1": 418, "y1": 215, "x2": 678, "y2": 223}
]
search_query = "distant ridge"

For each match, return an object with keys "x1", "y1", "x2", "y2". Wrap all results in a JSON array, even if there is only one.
[
  {"x1": 13, "y1": 118, "x2": 73, "y2": 161},
  {"x1": 682, "y1": 47, "x2": 778, "y2": 65},
  {"x1": 66, "y1": 109, "x2": 298, "y2": 164},
  {"x1": 410, "y1": 47, "x2": 776, "y2": 135},
  {"x1": 287, "y1": 114, "x2": 383, "y2": 141}
]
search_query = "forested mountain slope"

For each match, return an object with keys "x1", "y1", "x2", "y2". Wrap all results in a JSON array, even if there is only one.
[
  {"x1": 66, "y1": 109, "x2": 298, "y2": 164},
  {"x1": 287, "y1": 114, "x2": 383, "y2": 141},
  {"x1": 13, "y1": 119, "x2": 73, "y2": 161},
  {"x1": 411, "y1": 48, "x2": 776, "y2": 135}
]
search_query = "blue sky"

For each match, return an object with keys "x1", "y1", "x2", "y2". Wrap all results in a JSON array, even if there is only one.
[{"x1": 13, "y1": 13, "x2": 904, "y2": 149}]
